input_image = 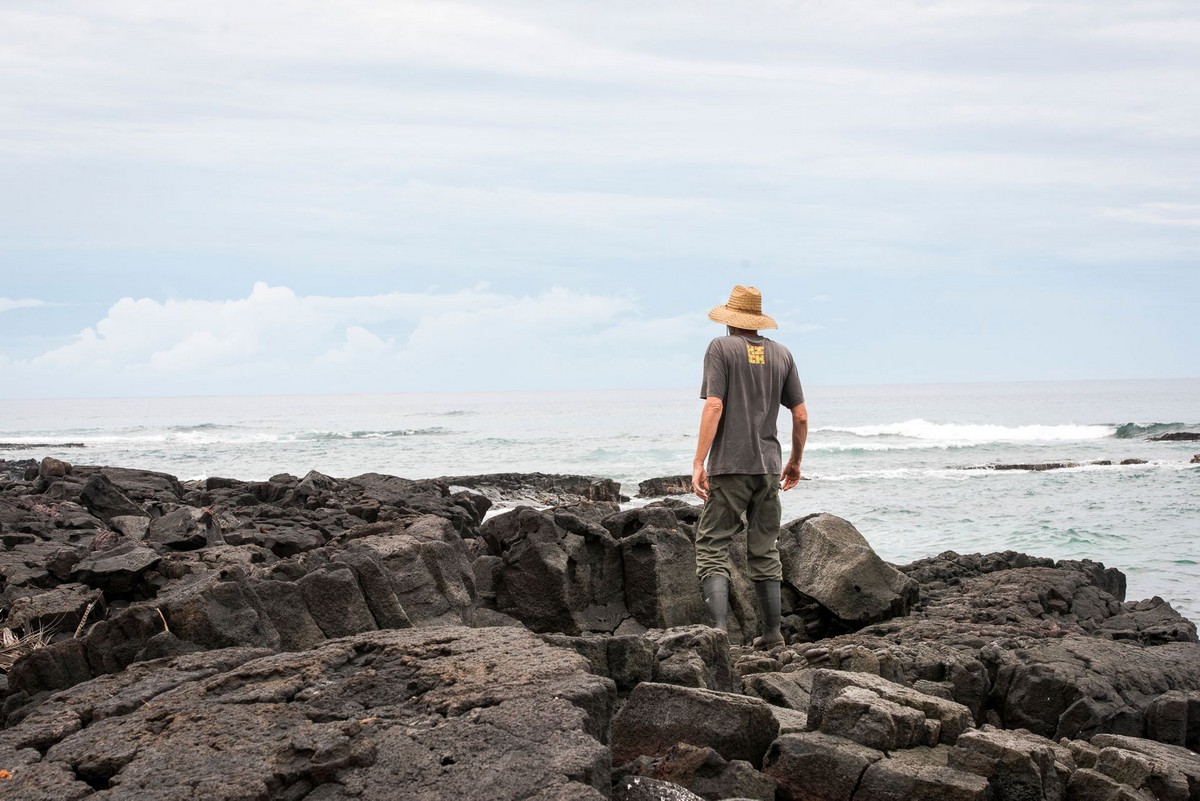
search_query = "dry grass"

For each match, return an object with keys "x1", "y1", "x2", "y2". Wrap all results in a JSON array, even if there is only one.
[
  {"x1": 0, "y1": 602, "x2": 104, "y2": 672},
  {"x1": 0, "y1": 624, "x2": 54, "y2": 672}
]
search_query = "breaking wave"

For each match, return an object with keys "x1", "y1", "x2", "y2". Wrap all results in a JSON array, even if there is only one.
[
  {"x1": 815, "y1": 419, "x2": 1115, "y2": 444},
  {"x1": 300, "y1": 428, "x2": 452, "y2": 440},
  {"x1": 1113, "y1": 422, "x2": 1194, "y2": 439}
]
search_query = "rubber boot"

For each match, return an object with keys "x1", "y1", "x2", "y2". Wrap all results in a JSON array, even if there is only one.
[
  {"x1": 752, "y1": 580, "x2": 784, "y2": 649},
  {"x1": 701, "y1": 574, "x2": 729, "y2": 632}
]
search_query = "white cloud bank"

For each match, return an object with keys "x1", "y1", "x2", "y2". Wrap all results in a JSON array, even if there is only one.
[
  {"x1": 0, "y1": 298, "x2": 46, "y2": 313},
  {"x1": 0, "y1": 283, "x2": 712, "y2": 397}
]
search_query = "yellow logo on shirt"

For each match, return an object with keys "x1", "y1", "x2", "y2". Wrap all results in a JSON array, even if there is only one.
[{"x1": 747, "y1": 344, "x2": 765, "y2": 365}]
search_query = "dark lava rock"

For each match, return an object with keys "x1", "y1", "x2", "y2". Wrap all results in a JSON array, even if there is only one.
[
  {"x1": 145, "y1": 507, "x2": 223, "y2": 550},
  {"x1": 636, "y1": 475, "x2": 693, "y2": 498},
  {"x1": 0, "y1": 627, "x2": 614, "y2": 800},
  {"x1": 481, "y1": 506, "x2": 627, "y2": 635},
  {"x1": 616, "y1": 742, "x2": 776, "y2": 801},
  {"x1": 1150, "y1": 432, "x2": 1200, "y2": 441},
  {"x1": 778, "y1": 513, "x2": 919, "y2": 629},
  {"x1": 611, "y1": 682, "x2": 779, "y2": 769},
  {"x1": 39, "y1": 457, "x2": 72, "y2": 480},
  {"x1": 78, "y1": 474, "x2": 145, "y2": 524},
  {"x1": 441, "y1": 471, "x2": 625, "y2": 505},
  {"x1": 613, "y1": 775, "x2": 706, "y2": 801},
  {"x1": 67, "y1": 542, "x2": 160, "y2": 596},
  {"x1": 3, "y1": 583, "x2": 103, "y2": 636}
]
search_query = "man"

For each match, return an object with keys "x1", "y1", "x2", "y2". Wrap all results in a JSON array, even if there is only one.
[{"x1": 692, "y1": 285, "x2": 807, "y2": 648}]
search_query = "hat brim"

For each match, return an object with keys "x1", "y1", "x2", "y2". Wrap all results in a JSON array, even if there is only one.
[{"x1": 708, "y1": 305, "x2": 777, "y2": 330}]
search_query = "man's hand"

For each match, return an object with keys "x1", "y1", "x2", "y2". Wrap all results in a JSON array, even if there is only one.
[
  {"x1": 692, "y1": 462, "x2": 710, "y2": 501},
  {"x1": 781, "y1": 461, "x2": 802, "y2": 491}
]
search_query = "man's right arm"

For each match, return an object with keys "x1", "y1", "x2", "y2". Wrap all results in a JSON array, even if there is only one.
[
  {"x1": 781, "y1": 402, "x2": 808, "y2": 491},
  {"x1": 692, "y1": 396, "x2": 724, "y2": 500}
]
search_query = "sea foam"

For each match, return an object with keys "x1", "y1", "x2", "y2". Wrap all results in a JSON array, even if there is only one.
[{"x1": 815, "y1": 419, "x2": 1115, "y2": 444}]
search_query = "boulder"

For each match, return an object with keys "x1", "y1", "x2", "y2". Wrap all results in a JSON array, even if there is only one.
[
  {"x1": 856, "y1": 746, "x2": 991, "y2": 801},
  {"x1": 1085, "y1": 734, "x2": 1200, "y2": 800},
  {"x1": 983, "y1": 636, "x2": 1200, "y2": 742},
  {"x1": 332, "y1": 546, "x2": 413, "y2": 631},
  {"x1": 345, "y1": 472, "x2": 490, "y2": 534},
  {"x1": 3, "y1": 583, "x2": 103, "y2": 636},
  {"x1": 637, "y1": 475, "x2": 693, "y2": 498},
  {"x1": 1145, "y1": 690, "x2": 1200, "y2": 750},
  {"x1": 245, "y1": 577, "x2": 326, "y2": 651},
  {"x1": 108, "y1": 515, "x2": 150, "y2": 540},
  {"x1": 145, "y1": 506, "x2": 223, "y2": 550},
  {"x1": 78, "y1": 474, "x2": 144, "y2": 523},
  {"x1": 296, "y1": 564, "x2": 378, "y2": 638},
  {"x1": 613, "y1": 507, "x2": 706, "y2": 632},
  {"x1": 949, "y1": 726, "x2": 1072, "y2": 801},
  {"x1": 0, "y1": 627, "x2": 614, "y2": 800},
  {"x1": 341, "y1": 515, "x2": 476, "y2": 626},
  {"x1": 542, "y1": 633, "x2": 656, "y2": 693},
  {"x1": 157, "y1": 572, "x2": 282, "y2": 652},
  {"x1": 441, "y1": 471, "x2": 624, "y2": 505},
  {"x1": 643, "y1": 625, "x2": 737, "y2": 693},
  {"x1": 94, "y1": 466, "x2": 185, "y2": 505},
  {"x1": 67, "y1": 542, "x2": 160, "y2": 596},
  {"x1": 807, "y1": 669, "x2": 975, "y2": 745},
  {"x1": 763, "y1": 731, "x2": 884, "y2": 801},
  {"x1": 778, "y1": 513, "x2": 919, "y2": 628},
  {"x1": 741, "y1": 669, "x2": 815, "y2": 713},
  {"x1": 39, "y1": 457, "x2": 72, "y2": 480},
  {"x1": 614, "y1": 776, "x2": 706, "y2": 801},
  {"x1": 819, "y1": 685, "x2": 936, "y2": 750},
  {"x1": 611, "y1": 682, "x2": 780, "y2": 768},
  {"x1": 223, "y1": 522, "x2": 326, "y2": 557},
  {"x1": 481, "y1": 506, "x2": 625, "y2": 634},
  {"x1": 616, "y1": 742, "x2": 776, "y2": 801}
]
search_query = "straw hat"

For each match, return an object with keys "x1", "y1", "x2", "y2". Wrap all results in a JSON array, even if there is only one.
[{"x1": 708, "y1": 285, "x2": 777, "y2": 330}]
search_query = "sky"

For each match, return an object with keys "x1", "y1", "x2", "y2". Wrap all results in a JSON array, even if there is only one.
[{"x1": 0, "y1": 0, "x2": 1197, "y2": 399}]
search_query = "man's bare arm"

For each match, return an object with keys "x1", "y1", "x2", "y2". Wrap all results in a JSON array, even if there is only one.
[
  {"x1": 781, "y1": 402, "x2": 808, "y2": 491},
  {"x1": 692, "y1": 396, "x2": 724, "y2": 501}
]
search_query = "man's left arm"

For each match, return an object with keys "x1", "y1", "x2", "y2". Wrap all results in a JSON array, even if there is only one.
[{"x1": 781, "y1": 402, "x2": 808, "y2": 491}]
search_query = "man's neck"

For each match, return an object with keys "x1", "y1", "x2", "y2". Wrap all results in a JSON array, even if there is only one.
[{"x1": 727, "y1": 326, "x2": 760, "y2": 338}]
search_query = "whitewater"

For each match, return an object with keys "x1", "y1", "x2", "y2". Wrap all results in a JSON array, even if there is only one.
[{"x1": 2, "y1": 378, "x2": 1197, "y2": 621}]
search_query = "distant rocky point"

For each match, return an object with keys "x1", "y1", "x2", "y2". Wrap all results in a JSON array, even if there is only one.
[
  {"x1": 1150, "y1": 432, "x2": 1200, "y2": 441},
  {"x1": 0, "y1": 456, "x2": 1197, "y2": 800},
  {"x1": 962, "y1": 459, "x2": 1151, "y2": 471}
]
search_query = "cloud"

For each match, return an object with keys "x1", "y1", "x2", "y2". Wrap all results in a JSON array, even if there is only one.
[
  {"x1": 0, "y1": 298, "x2": 46, "y2": 313},
  {"x1": 1101, "y1": 203, "x2": 1200, "y2": 228},
  {"x1": 1, "y1": 283, "x2": 713, "y2": 397}
]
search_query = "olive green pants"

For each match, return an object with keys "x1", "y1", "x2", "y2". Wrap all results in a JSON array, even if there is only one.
[{"x1": 694, "y1": 473, "x2": 783, "y2": 582}]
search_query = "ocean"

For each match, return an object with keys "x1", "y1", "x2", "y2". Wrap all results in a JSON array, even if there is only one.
[{"x1": 2, "y1": 379, "x2": 1197, "y2": 622}]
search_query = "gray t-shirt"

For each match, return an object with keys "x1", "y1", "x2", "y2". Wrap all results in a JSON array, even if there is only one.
[{"x1": 700, "y1": 335, "x2": 804, "y2": 476}]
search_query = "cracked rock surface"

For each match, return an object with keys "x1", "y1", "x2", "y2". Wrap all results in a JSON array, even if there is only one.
[{"x1": 0, "y1": 626, "x2": 613, "y2": 800}]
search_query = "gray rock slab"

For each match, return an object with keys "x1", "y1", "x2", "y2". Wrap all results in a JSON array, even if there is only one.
[
  {"x1": 857, "y1": 746, "x2": 992, "y2": 801},
  {"x1": 808, "y1": 668, "x2": 975, "y2": 745},
  {"x1": 0, "y1": 627, "x2": 613, "y2": 800},
  {"x1": 611, "y1": 682, "x2": 779, "y2": 769},
  {"x1": 645, "y1": 625, "x2": 737, "y2": 693},
  {"x1": 778, "y1": 513, "x2": 919, "y2": 626},
  {"x1": 762, "y1": 730, "x2": 884, "y2": 801},
  {"x1": 68, "y1": 542, "x2": 159, "y2": 595}
]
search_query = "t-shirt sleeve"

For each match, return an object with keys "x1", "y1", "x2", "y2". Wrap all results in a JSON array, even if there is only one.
[
  {"x1": 780, "y1": 354, "x2": 804, "y2": 409},
  {"x1": 700, "y1": 340, "x2": 728, "y2": 400}
]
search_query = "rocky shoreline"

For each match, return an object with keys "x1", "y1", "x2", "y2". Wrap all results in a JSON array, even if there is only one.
[{"x1": 1, "y1": 456, "x2": 1198, "y2": 800}]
